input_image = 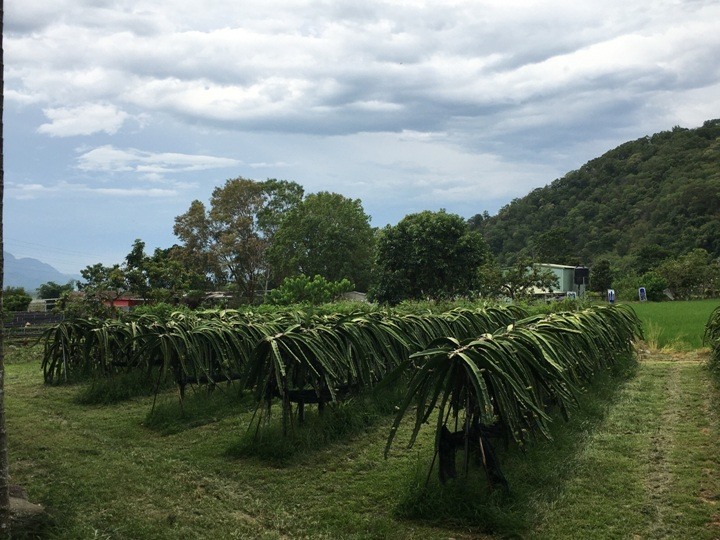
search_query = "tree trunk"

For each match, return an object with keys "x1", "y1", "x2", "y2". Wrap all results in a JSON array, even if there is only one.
[{"x1": 0, "y1": 1, "x2": 12, "y2": 533}]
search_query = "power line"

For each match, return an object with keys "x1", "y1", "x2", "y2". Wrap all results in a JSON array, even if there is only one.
[{"x1": 4, "y1": 237, "x2": 106, "y2": 259}]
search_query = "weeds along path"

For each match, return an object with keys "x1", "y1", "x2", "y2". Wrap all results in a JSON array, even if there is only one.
[{"x1": 534, "y1": 349, "x2": 720, "y2": 539}]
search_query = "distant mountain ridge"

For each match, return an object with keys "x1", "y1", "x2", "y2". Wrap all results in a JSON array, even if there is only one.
[
  {"x1": 3, "y1": 252, "x2": 79, "y2": 293},
  {"x1": 474, "y1": 119, "x2": 720, "y2": 270}
]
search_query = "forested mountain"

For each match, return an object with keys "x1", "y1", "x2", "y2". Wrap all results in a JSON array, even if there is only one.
[{"x1": 473, "y1": 119, "x2": 720, "y2": 273}]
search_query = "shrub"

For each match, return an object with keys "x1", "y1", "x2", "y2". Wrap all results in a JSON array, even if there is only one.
[
  {"x1": 639, "y1": 271, "x2": 669, "y2": 301},
  {"x1": 265, "y1": 274, "x2": 354, "y2": 305},
  {"x1": 4, "y1": 287, "x2": 33, "y2": 312}
]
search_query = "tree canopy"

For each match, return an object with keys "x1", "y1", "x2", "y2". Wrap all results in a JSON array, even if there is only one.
[
  {"x1": 370, "y1": 210, "x2": 490, "y2": 304},
  {"x1": 2, "y1": 288, "x2": 32, "y2": 312},
  {"x1": 37, "y1": 281, "x2": 75, "y2": 300},
  {"x1": 268, "y1": 191, "x2": 375, "y2": 291},
  {"x1": 589, "y1": 259, "x2": 613, "y2": 295},
  {"x1": 265, "y1": 274, "x2": 354, "y2": 306},
  {"x1": 173, "y1": 178, "x2": 303, "y2": 301}
]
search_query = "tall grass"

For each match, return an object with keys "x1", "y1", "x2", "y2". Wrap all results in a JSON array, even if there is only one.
[
  {"x1": 704, "y1": 305, "x2": 720, "y2": 373},
  {"x1": 227, "y1": 385, "x2": 406, "y2": 463},
  {"x1": 74, "y1": 369, "x2": 173, "y2": 405},
  {"x1": 144, "y1": 382, "x2": 254, "y2": 435}
]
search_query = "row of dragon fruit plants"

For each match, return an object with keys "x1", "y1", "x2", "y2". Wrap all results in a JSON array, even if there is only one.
[{"x1": 41, "y1": 303, "x2": 643, "y2": 485}]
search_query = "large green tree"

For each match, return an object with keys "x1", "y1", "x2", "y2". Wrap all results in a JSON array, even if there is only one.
[
  {"x1": 497, "y1": 258, "x2": 559, "y2": 300},
  {"x1": 78, "y1": 262, "x2": 127, "y2": 308},
  {"x1": 268, "y1": 192, "x2": 375, "y2": 291},
  {"x1": 123, "y1": 239, "x2": 151, "y2": 300},
  {"x1": 37, "y1": 281, "x2": 75, "y2": 300},
  {"x1": 123, "y1": 239, "x2": 207, "y2": 303},
  {"x1": 172, "y1": 200, "x2": 219, "y2": 282},
  {"x1": 657, "y1": 248, "x2": 720, "y2": 299},
  {"x1": 173, "y1": 178, "x2": 303, "y2": 301},
  {"x1": 146, "y1": 245, "x2": 208, "y2": 300},
  {"x1": 370, "y1": 210, "x2": 490, "y2": 304}
]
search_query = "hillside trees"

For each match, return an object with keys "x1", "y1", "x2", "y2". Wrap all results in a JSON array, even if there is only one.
[
  {"x1": 267, "y1": 192, "x2": 375, "y2": 290},
  {"x1": 531, "y1": 227, "x2": 577, "y2": 265},
  {"x1": 634, "y1": 244, "x2": 673, "y2": 275},
  {"x1": 173, "y1": 178, "x2": 304, "y2": 301},
  {"x1": 475, "y1": 119, "x2": 720, "y2": 270},
  {"x1": 370, "y1": 210, "x2": 490, "y2": 304}
]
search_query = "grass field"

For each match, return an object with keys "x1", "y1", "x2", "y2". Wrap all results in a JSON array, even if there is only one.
[
  {"x1": 535, "y1": 348, "x2": 720, "y2": 539},
  {"x1": 5, "y1": 300, "x2": 720, "y2": 538},
  {"x1": 629, "y1": 298, "x2": 720, "y2": 350},
  {"x1": 6, "y1": 348, "x2": 634, "y2": 539}
]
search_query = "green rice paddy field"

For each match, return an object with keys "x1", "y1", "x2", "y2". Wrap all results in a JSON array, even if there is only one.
[{"x1": 630, "y1": 298, "x2": 720, "y2": 349}]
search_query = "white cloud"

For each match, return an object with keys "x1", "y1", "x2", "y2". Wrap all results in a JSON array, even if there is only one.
[
  {"x1": 6, "y1": 182, "x2": 53, "y2": 200},
  {"x1": 6, "y1": 180, "x2": 177, "y2": 200},
  {"x1": 7, "y1": 0, "x2": 720, "y2": 140},
  {"x1": 38, "y1": 104, "x2": 129, "y2": 137},
  {"x1": 76, "y1": 145, "x2": 241, "y2": 174}
]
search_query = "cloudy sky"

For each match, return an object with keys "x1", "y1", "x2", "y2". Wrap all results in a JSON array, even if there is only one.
[{"x1": 4, "y1": 0, "x2": 719, "y2": 275}]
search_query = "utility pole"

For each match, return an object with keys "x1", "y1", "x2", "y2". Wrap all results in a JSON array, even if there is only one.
[{"x1": 0, "y1": 0, "x2": 11, "y2": 534}]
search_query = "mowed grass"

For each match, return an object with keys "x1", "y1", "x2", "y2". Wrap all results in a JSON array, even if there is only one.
[
  {"x1": 630, "y1": 298, "x2": 720, "y2": 350},
  {"x1": 534, "y1": 349, "x2": 720, "y2": 539},
  {"x1": 6, "y1": 299, "x2": 720, "y2": 539},
  {"x1": 6, "y1": 343, "x2": 639, "y2": 539},
  {"x1": 7, "y1": 354, "x2": 430, "y2": 539}
]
